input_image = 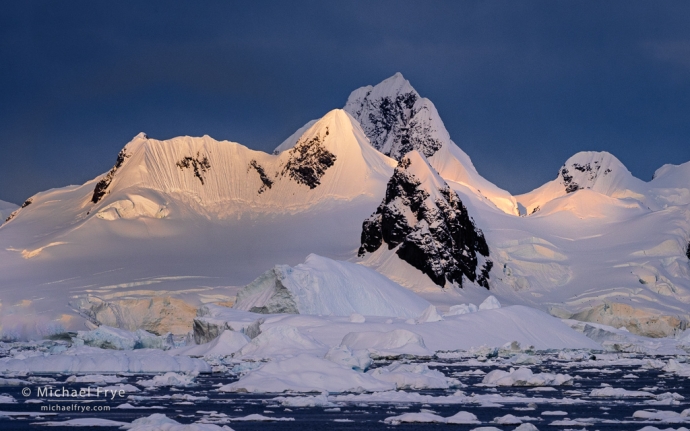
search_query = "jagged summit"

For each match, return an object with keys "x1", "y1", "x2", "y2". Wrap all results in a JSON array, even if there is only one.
[
  {"x1": 358, "y1": 150, "x2": 492, "y2": 289},
  {"x1": 344, "y1": 73, "x2": 444, "y2": 160},
  {"x1": 344, "y1": 73, "x2": 518, "y2": 215}
]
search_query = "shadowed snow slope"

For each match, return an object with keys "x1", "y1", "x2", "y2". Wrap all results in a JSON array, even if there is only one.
[
  {"x1": 233, "y1": 254, "x2": 430, "y2": 318},
  {"x1": 0, "y1": 110, "x2": 395, "y2": 335}
]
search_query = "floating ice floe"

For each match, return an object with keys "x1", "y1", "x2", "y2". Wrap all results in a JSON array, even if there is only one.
[
  {"x1": 218, "y1": 354, "x2": 394, "y2": 393},
  {"x1": 367, "y1": 361, "x2": 460, "y2": 390},
  {"x1": 636, "y1": 426, "x2": 690, "y2": 431},
  {"x1": 136, "y1": 372, "x2": 197, "y2": 388},
  {"x1": 0, "y1": 395, "x2": 16, "y2": 404},
  {"x1": 481, "y1": 367, "x2": 573, "y2": 387},
  {"x1": 492, "y1": 414, "x2": 538, "y2": 425},
  {"x1": 100, "y1": 383, "x2": 139, "y2": 393},
  {"x1": 120, "y1": 413, "x2": 235, "y2": 430},
  {"x1": 383, "y1": 410, "x2": 480, "y2": 425},
  {"x1": 340, "y1": 329, "x2": 432, "y2": 357},
  {"x1": 226, "y1": 414, "x2": 294, "y2": 422},
  {"x1": 633, "y1": 409, "x2": 690, "y2": 423},
  {"x1": 589, "y1": 387, "x2": 655, "y2": 398},
  {"x1": 65, "y1": 374, "x2": 125, "y2": 384},
  {"x1": 272, "y1": 394, "x2": 334, "y2": 407}
]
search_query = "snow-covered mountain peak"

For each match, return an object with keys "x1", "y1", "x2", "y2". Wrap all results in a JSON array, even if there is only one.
[
  {"x1": 359, "y1": 150, "x2": 492, "y2": 289},
  {"x1": 79, "y1": 109, "x2": 397, "y2": 216},
  {"x1": 344, "y1": 73, "x2": 444, "y2": 160},
  {"x1": 344, "y1": 74, "x2": 518, "y2": 215},
  {"x1": 517, "y1": 151, "x2": 648, "y2": 215},
  {"x1": 557, "y1": 151, "x2": 636, "y2": 195},
  {"x1": 652, "y1": 160, "x2": 690, "y2": 188}
]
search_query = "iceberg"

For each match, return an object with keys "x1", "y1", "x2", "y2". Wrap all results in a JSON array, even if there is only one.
[{"x1": 233, "y1": 254, "x2": 430, "y2": 318}]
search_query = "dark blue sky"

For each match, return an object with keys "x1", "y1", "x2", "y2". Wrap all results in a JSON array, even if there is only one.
[{"x1": 2, "y1": 1, "x2": 689, "y2": 204}]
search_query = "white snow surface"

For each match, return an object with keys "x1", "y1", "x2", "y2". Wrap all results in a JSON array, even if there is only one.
[
  {"x1": 171, "y1": 330, "x2": 250, "y2": 357},
  {"x1": 198, "y1": 304, "x2": 602, "y2": 353},
  {"x1": 218, "y1": 354, "x2": 395, "y2": 393},
  {"x1": 0, "y1": 199, "x2": 18, "y2": 223},
  {"x1": 121, "y1": 413, "x2": 234, "y2": 430},
  {"x1": 233, "y1": 254, "x2": 430, "y2": 318},
  {"x1": 481, "y1": 367, "x2": 573, "y2": 387},
  {"x1": 383, "y1": 410, "x2": 480, "y2": 425}
]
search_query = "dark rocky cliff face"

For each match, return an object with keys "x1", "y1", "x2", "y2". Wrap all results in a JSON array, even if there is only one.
[
  {"x1": 559, "y1": 160, "x2": 612, "y2": 194},
  {"x1": 248, "y1": 160, "x2": 274, "y2": 194},
  {"x1": 359, "y1": 156, "x2": 492, "y2": 288},
  {"x1": 345, "y1": 89, "x2": 443, "y2": 161},
  {"x1": 280, "y1": 128, "x2": 336, "y2": 189},
  {"x1": 91, "y1": 149, "x2": 131, "y2": 204},
  {"x1": 176, "y1": 152, "x2": 211, "y2": 185}
]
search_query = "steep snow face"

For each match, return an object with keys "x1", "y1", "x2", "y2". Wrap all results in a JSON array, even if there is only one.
[
  {"x1": 0, "y1": 199, "x2": 18, "y2": 224},
  {"x1": 233, "y1": 254, "x2": 430, "y2": 318},
  {"x1": 517, "y1": 152, "x2": 648, "y2": 215},
  {"x1": 82, "y1": 110, "x2": 395, "y2": 215},
  {"x1": 344, "y1": 73, "x2": 518, "y2": 215},
  {"x1": 358, "y1": 151, "x2": 492, "y2": 288},
  {"x1": 0, "y1": 110, "x2": 397, "y2": 335}
]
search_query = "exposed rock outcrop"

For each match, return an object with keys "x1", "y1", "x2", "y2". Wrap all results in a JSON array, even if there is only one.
[
  {"x1": 280, "y1": 128, "x2": 336, "y2": 189},
  {"x1": 359, "y1": 152, "x2": 492, "y2": 288},
  {"x1": 92, "y1": 149, "x2": 131, "y2": 203}
]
